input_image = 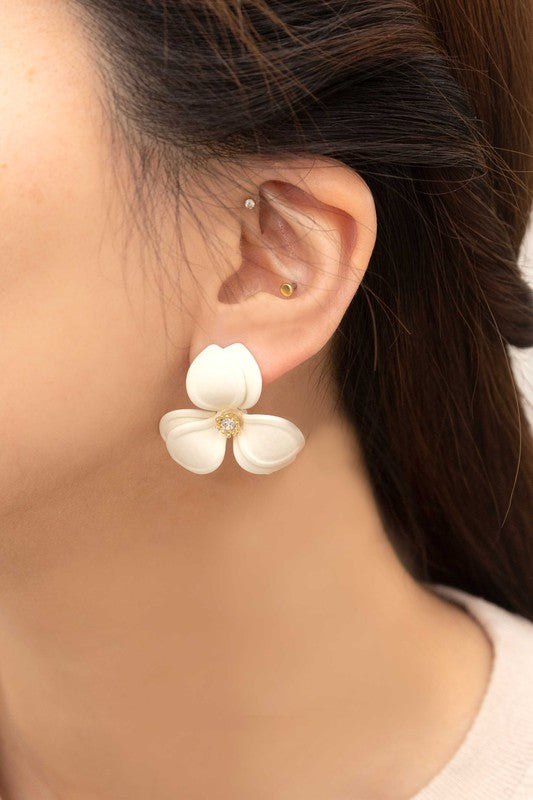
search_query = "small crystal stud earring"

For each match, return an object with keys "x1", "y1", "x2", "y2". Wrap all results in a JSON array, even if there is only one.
[{"x1": 244, "y1": 197, "x2": 256, "y2": 210}]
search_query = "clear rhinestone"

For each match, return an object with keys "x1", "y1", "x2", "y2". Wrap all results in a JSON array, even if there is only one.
[
  {"x1": 244, "y1": 197, "x2": 256, "y2": 210},
  {"x1": 215, "y1": 410, "x2": 243, "y2": 438}
]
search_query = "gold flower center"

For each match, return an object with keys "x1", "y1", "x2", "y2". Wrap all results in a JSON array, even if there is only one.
[{"x1": 214, "y1": 409, "x2": 244, "y2": 438}]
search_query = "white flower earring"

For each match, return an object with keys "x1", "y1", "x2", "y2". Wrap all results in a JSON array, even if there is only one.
[{"x1": 159, "y1": 343, "x2": 306, "y2": 475}]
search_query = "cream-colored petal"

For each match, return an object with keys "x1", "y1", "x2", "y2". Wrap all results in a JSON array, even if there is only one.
[
  {"x1": 232, "y1": 413, "x2": 305, "y2": 474},
  {"x1": 165, "y1": 415, "x2": 227, "y2": 474},
  {"x1": 224, "y1": 342, "x2": 262, "y2": 409},
  {"x1": 186, "y1": 344, "x2": 247, "y2": 410},
  {"x1": 159, "y1": 408, "x2": 215, "y2": 441}
]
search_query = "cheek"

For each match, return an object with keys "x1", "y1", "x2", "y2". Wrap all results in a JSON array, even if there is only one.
[
  {"x1": 0, "y1": 8, "x2": 192, "y2": 516},
  {"x1": 0, "y1": 148, "x2": 188, "y2": 515}
]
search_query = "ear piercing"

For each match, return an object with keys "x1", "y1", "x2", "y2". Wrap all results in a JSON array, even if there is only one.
[
  {"x1": 244, "y1": 197, "x2": 297, "y2": 299},
  {"x1": 280, "y1": 282, "x2": 297, "y2": 297}
]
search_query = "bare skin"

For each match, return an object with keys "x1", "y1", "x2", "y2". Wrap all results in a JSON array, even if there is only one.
[
  {"x1": 0, "y1": 2, "x2": 493, "y2": 799},
  {"x1": 0, "y1": 392, "x2": 493, "y2": 800}
]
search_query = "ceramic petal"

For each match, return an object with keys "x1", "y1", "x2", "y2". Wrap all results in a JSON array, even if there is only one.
[
  {"x1": 224, "y1": 343, "x2": 263, "y2": 409},
  {"x1": 232, "y1": 413, "x2": 305, "y2": 474},
  {"x1": 186, "y1": 344, "x2": 248, "y2": 410},
  {"x1": 164, "y1": 415, "x2": 227, "y2": 474},
  {"x1": 159, "y1": 408, "x2": 215, "y2": 441}
]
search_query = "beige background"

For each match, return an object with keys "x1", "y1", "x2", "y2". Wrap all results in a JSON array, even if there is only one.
[{"x1": 514, "y1": 220, "x2": 533, "y2": 423}]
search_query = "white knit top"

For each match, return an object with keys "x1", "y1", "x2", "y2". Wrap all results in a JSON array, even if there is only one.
[{"x1": 411, "y1": 583, "x2": 533, "y2": 799}]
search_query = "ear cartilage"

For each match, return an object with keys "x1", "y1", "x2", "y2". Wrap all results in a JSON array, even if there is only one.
[
  {"x1": 243, "y1": 197, "x2": 256, "y2": 209},
  {"x1": 280, "y1": 281, "x2": 297, "y2": 298}
]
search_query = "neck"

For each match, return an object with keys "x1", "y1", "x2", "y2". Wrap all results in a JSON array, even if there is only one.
[{"x1": 0, "y1": 403, "x2": 490, "y2": 799}]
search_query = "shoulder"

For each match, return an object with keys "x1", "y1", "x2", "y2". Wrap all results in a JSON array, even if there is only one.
[
  {"x1": 429, "y1": 582, "x2": 533, "y2": 661},
  {"x1": 429, "y1": 583, "x2": 533, "y2": 714},
  {"x1": 415, "y1": 583, "x2": 533, "y2": 800}
]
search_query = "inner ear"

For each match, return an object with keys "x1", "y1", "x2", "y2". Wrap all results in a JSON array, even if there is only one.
[
  {"x1": 217, "y1": 177, "x2": 358, "y2": 306},
  {"x1": 262, "y1": 179, "x2": 358, "y2": 267},
  {"x1": 218, "y1": 185, "x2": 310, "y2": 306}
]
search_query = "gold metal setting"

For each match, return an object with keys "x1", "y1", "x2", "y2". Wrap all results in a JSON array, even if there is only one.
[
  {"x1": 280, "y1": 281, "x2": 296, "y2": 298},
  {"x1": 214, "y1": 409, "x2": 244, "y2": 438}
]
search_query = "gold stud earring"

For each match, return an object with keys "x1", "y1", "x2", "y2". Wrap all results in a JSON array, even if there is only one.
[{"x1": 280, "y1": 281, "x2": 297, "y2": 298}]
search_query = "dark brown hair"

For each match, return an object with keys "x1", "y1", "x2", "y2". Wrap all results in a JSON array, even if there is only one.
[{"x1": 71, "y1": 0, "x2": 533, "y2": 617}]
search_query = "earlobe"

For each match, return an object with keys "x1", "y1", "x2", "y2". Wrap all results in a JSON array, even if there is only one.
[{"x1": 191, "y1": 158, "x2": 377, "y2": 387}]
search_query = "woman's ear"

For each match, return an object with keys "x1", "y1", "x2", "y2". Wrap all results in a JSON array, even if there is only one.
[{"x1": 189, "y1": 157, "x2": 377, "y2": 386}]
